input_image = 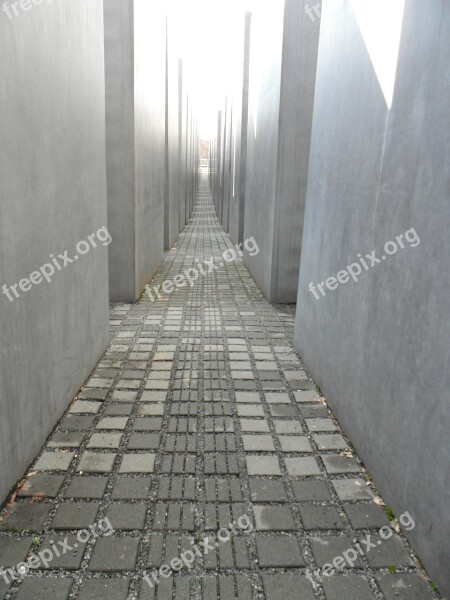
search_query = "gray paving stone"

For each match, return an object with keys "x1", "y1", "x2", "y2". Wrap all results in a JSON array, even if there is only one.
[
  {"x1": 376, "y1": 574, "x2": 436, "y2": 600},
  {"x1": 321, "y1": 454, "x2": 361, "y2": 474},
  {"x1": 60, "y1": 416, "x2": 95, "y2": 430},
  {"x1": 322, "y1": 575, "x2": 376, "y2": 600},
  {"x1": 78, "y1": 579, "x2": 130, "y2": 600},
  {"x1": 17, "y1": 473, "x2": 65, "y2": 498},
  {"x1": 309, "y1": 536, "x2": 363, "y2": 567},
  {"x1": 292, "y1": 480, "x2": 332, "y2": 502},
  {"x1": 87, "y1": 433, "x2": 123, "y2": 449},
  {"x1": 246, "y1": 456, "x2": 281, "y2": 476},
  {"x1": 78, "y1": 452, "x2": 116, "y2": 473},
  {"x1": 128, "y1": 433, "x2": 161, "y2": 450},
  {"x1": 273, "y1": 421, "x2": 303, "y2": 435},
  {"x1": 38, "y1": 534, "x2": 86, "y2": 569},
  {"x1": 0, "y1": 581, "x2": 9, "y2": 600},
  {"x1": 253, "y1": 505, "x2": 296, "y2": 530},
  {"x1": 278, "y1": 436, "x2": 313, "y2": 452},
  {"x1": 299, "y1": 505, "x2": 345, "y2": 530},
  {"x1": 285, "y1": 457, "x2": 321, "y2": 476},
  {"x1": 365, "y1": 534, "x2": 414, "y2": 567},
  {"x1": 112, "y1": 477, "x2": 151, "y2": 500},
  {"x1": 249, "y1": 479, "x2": 287, "y2": 502},
  {"x1": 313, "y1": 433, "x2": 348, "y2": 451},
  {"x1": 344, "y1": 503, "x2": 390, "y2": 529},
  {"x1": 51, "y1": 502, "x2": 100, "y2": 529},
  {"x1": 34, "y1": 451, "x2": 75, "y2": 471},
  {"x1": 88, "y1": 536, "x2": 140, "y2": 571},
  {"x1": 263, "y1": 574, "x2": 315, "y2": 600},
  {"x1": 242, "y1": 435, "x2": 275, "y2": 452},
  {"x1": 64, "y1": 476, "x2": 108, "y2": 499},
  {"x1": 48, "y1": 432, "x2": 85, "y2": 448},
  {"x1": 106, "y1": 503, "x2": 147, "y2": 530},
  {"x1": 332, "y1": 479, "x2": 374, "y2": 501},
  {"x1": 256, "y1": 535, "x2": 305, "y2": 567},
  {"x1": 119, "y1": 454, "x2": 156, "y2": 473},
  {"x1": 0, "y1": 502, "x2": 50, "y2": 531},
  {"x1": 15, "y1": 577, "x2": 73, "y2": 600},
  {"x1": 0, "y1": 537, "x2": 32, "y2": 565}
]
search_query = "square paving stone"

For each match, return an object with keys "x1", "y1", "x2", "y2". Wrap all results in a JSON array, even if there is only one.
[
  {"x1": 256, "y1": 535, "x2": 304, "y2": 567},
  {"x1": 77, "y1": 578, "x2": 130, "y2": 600},
  {"x1": 322, "y1": 575, "x2": 376, "y2": 600},
  {"x1": 97, "y1": 417, "x2": 129, "y2": 430},
  {"x1": 299, "y1": 506, "x2": 345, "y2": 530},
  {"x1": 246, "y1": 456, "x2": 281, "y2": 476},
  {"x1": 376, "y1": 574, "x2": 436, "y2": 600},
  {"x1": 239, "y1": 419, "x2": 270, "y2": 433},
  {"x1": 249, "y1": 480, "x2": 287, "y2": 502},
  {"x1": 138, "y1": 404, "x2": 165, "y2": 416},
  {"x1": 0, "y1": 537, "x2": 32, "y2": 565},
  {"x1": 294, "y1": 390, "x2": 320, "y2": 403},
  {"x1": 34, "y1": 452, "x2": 75, "y2": 471},
  {"x1": 88, "y1": 536, "x2": 140, "y2": 571},
  {"x1": 133, "y1": 418, "x2": 163, "y2": 431},
  {"x1": 106, "y1": 503, "x2": 147, "y2": 530},
  {"x1": 112, "y1": 390, "x2": 138, "y2": 402},
  {"x1": 278, "y1": 436, "x2": 313, "y2": 453},
  {"x1": 119, "y1": 454, "x2": 156, "y2": 473},
  {"x1": 60, "y1": 416, "x2": 95, "y2": 430},
  {"x1": 15, "y1": 577, "x2": 73, "y2": 600},
  {"x1": 17, "y1": 474, "x2": 65, "y2": 498},
  {"x1": 64, "y1": 477, "x2": 108, "y2": 499},
  {"x1": 292, "y1": 481, "x2": 332, "y2": 502},
  {"x1": 285, "y1": 457, "x2": 321, "y2": 477},
  {"x1": 69, "y1": 400, "x2": 102, "y2": 414},
  {"x1": 235, "y1": 392, "x2": 261, "y2": 403},
  {"x1": 321, "y1": 455, "x2": 360, "y2": 474},
  {"x1": 305, "y1": 418, "x2": 337, "y2": 432},
  {"x1": 253, "y1": 506, "x2": 296, "y2": 531},
  {"x1": 309, "y1": 536, "x2": 363, "y2": 567},
  {"x1": 344, "y1": 503, "x2": 390, "y2": 529},
  {"x1": 112, "y1": 477, "x2": 151, "y2": 500},
  {"x1": 263, "y1": 574, "x2": 315, "y2": 600},
  {"x1": 88, "y1": 433, "x2": 123, "y2": 449},
  {"x1": 48, "y1": 433, "x2": 85, "y2": 448},
  {"x1": 0, "y1": 502, "x2": 50, "y2": 531},
  {"x1": 273, "y1": 421, "x2": 303, "y2": 435},
  {"x1": 236, "y1": 405, "x2": 265, "y2": 417},
  {"x1": 51, "y1": 502, "x2": 100, "y2": 529},
  {"x1": 78, "y1": 453, "x2": 116, "y2": 473},
  {"x1": 242, "y1": 435, "x2": 275, "y2": 452},
  {"x1": 365, "y1": 535, "x2": 414, "y2": 567},
  {"x1": 128, "y1": 433, "x2": 161, "y2": 450},
  {"x1": 39, "y1": 534, "x2": 86, "y2": 569},
  {"x1": 79, "y1": 388, "x2": 108, "y2": 400},
  {"x1": 299, "y1": 405, "x2": 329, "y2": 418},
  {"x1": 104, "y1": 404, "x2": 134, "y2": 416},
  {"x1": 269, "y1": 405, "x2": 298, "y2": 417},
  {"x1": 313, "y1": 434, "x2": 348, "y2": 451},
  {"x1": 265, "y1": 393, "x2": 291, "y2": 404},
  {"x1": 332, "y1": 479, "x2": 374, "y2": 501}
]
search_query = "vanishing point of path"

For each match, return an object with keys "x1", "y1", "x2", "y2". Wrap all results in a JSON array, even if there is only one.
[{"x1": 0, "y1": 175, "x2": 436, "y2": 600}]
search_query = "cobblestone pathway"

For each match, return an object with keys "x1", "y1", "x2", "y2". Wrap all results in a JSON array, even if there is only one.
[{"x1": 0, "y1": 175, "x2": 437, "y2": 600}]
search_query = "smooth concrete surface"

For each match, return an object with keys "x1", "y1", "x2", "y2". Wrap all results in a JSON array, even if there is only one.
[
  {"x1": 229, "y1": 13, "x2": 252, "y2": 246},
  {"x1": 244, "y1": 0, "x2": 321, "y2": 303},
  {"x1": 0, "y1": 0, "x2": 109, "y2": 502},
  {"x1": 295, "y1": 0, "x2": 450, "y2": 595},
  {"x1": 104, "y1": 0, "x2": 165, "y2": 302},
  {"x1": 164, "y1": 18, "x2": 181, "y2": 251}
]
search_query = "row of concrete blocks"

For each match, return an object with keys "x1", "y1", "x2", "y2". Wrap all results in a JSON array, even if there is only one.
[
  {"x1": 0, "y1": 1, "x2": 199, "y2": 505},
  {"x1": 210, "y1": 0, "x2": 450, "y2": 595}
]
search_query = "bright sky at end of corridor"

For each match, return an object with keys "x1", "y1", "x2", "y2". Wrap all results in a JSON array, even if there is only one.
[{"x1": 165, "y1": 0, "x2": 274, "y2": 137}]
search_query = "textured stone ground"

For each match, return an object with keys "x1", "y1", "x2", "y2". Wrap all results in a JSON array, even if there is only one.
[{"x1": 0, "y1": 176, "x2": 438, "y2": 599}]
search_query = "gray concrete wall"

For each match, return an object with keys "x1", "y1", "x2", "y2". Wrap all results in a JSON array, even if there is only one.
[
  {"x1": 229, "y1": 13, "x2": 252, "y2": 246},
  {"x1": 295, "y1": 0, "x2": 450, "y2": 595},
  {"x1": 104, "y1": 0, "x2": 165, "y2": 302},
  {"x1": 164, "y1": 18, "x2": 181, "y2": 251},
  {"x1": 0, "y1": 0, "x2": 109, "y2": 502},
  {"x1": 244, "y1": 0, "x2": 321, "y2": 303}
]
